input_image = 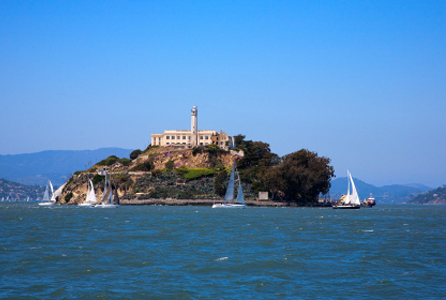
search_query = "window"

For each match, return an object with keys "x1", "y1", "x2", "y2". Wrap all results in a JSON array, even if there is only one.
[
  {"x1": 177, "y1": 136, "x2": 180, "y2": 139},
  {"x1": 166, "y1": 142, "x2": 170, "y2": 145},
  {"x1": 200, "y1": 142, "x2": 203, "y2": 146},
  {"x1": 188, "y1": 136, "x2": 191, "y2": 139},
  {"x1": 200, "y1": 136, "x2": 203, "y2": 139},
  {"x1": 183, "y1": 136, "x2": 186, "y2": 139},
  {"x1": 205, "y1": 136, "x2": 209, "y2": 140},
  {"x1": 172, "y1": 136, "x2": 175, "y2": 139},
  {"x1": 166, "y1": 136, "x2": 170, "y2": 139}
]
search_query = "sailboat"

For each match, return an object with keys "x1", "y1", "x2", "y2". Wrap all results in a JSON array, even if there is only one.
[
  {"x1": 96, "y1": 173, "x2": 118, "y2": 208},
  {"x1": 79, "y1": 179, "x2": 98, "y2": 206},
  {"x1": 39, "y1": 180, "x2": 56, "y2": 206},
  {"x1": 212, "y1": 162, "x2": 246, "y2": 209},
  {"x1": 333, "y1": 170, "x2": 360, "y2": 209}
]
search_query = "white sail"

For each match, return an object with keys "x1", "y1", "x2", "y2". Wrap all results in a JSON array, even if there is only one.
[
  {"x1": 42, "y1": 183, "x2": 50, "y2": 202},
  {"x1": 86, "y1": 179, "x2": 98, "y2": 204},
  {"x1": 49, "y1": 181, "x2": 56, "y2": 202},
  {"x1": 212, "y1": 162, "x2": 246, "y2": 208},
  {"x1": 223, "y1": 163, "x2": 236, "y2": 203},
  {"x1": 39, "y1": 180, "x2": 56, "y2": 205},
  {"x1": 236, "y1": 169, "x2": 245, "y2": 204},
  {"x1": 101, "y1": 174, "x2": 114, "y2": 205},
  {"x1": 349, "y1": 172, "x2": 360, "y2": 206},
  {"x1": 343, "y1": 170, "x2": 351, "y2": 205}
]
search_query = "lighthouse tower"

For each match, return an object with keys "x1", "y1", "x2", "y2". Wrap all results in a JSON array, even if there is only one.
[{"x1": 190, "y1": 105, "x2": 198, "y2": 147}]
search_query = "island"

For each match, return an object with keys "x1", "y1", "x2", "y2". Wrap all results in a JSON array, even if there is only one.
[{"x1": 58, "y1": 137, "x2": 335, "y2": 207}]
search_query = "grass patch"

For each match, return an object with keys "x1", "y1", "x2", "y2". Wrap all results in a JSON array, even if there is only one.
[{"x1": 175, "y1": 167, "x2": 215, "y2": 181}]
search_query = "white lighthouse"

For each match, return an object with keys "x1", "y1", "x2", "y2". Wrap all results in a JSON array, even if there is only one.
[{"x1": 190, "y1": 105, "x2": 198, "y2": 146}]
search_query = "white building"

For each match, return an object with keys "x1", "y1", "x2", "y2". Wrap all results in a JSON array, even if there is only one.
[{"x1": 151, "y1": 106, "x2": 235, "y2": 150}]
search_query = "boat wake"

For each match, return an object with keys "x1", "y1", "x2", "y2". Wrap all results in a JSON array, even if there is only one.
[{"x1": 215, "y1": 257, "x2": 229, "y2": 261}]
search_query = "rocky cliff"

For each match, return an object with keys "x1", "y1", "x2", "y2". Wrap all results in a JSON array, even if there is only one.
[
  {"x1": 408, "y1": 185, "x2": 446, "y2": 205},
  {"x1": 58, "y1": 146, "x2": 243, "y2": 205}
]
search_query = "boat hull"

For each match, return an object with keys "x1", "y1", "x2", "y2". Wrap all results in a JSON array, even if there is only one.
[
  {"x1": 38, "y1": 202, "x2": 55, "y2": 206},
  {"x1": 212, "y1": 203, "x2": 246, "y2": 209},
  {"x1": 332, "y1": 205, "x2": 360, "y2": 209},
  {"x1": 78, "y1": 203, "x2": 94, "y2": 207},
  {"x1": 97, "y1": 204, "x2": 118, "y2": 208}
]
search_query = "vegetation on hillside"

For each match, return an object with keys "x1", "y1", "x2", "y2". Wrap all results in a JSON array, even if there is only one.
[
  {"x1": 408, "y1": 185, "x2": 446, "y2": 204},
  {"x1": 233, "y1": 136, "x2": 334, "y2": 202},
  {"x1": 61, "y1": 135, "x2": 335, "y2": 204},
  {"x1": 0, "y1": 178, "x2": 45, "y2": 200}
]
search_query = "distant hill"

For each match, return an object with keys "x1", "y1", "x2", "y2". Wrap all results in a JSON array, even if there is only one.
[
  {"x1": 408, "y1": 185, "x2": 446, "y2": 205},
  {"x1": 0, "y1": 148, "x2": 133, "y2": 186},
  {"x1": 329, "y1": 177, "x2": 432, "y2": 204},
  {"x1": 0, "y1": 178, "x2": 45, "y2": 200}
]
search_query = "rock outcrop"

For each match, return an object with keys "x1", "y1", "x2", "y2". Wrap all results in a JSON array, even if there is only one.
[{"x1": 58, "y1": 146, "x2": 242, "y2": 205}]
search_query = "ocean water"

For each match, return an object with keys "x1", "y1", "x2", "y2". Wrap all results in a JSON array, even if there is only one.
[{"x1": 1, "y1": 204, "x2": 445, "y2": 299}]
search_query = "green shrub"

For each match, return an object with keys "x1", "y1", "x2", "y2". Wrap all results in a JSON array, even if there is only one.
[
  {"x1": 114, "y1": 173, "x2": 131, "y2": 184},
  {"x1": 64, "y1": 192, "x2": 73, "y2": 203},
  {"x1": 165, "y1": 160, "x2": 174, "y2": 170},
  {"x1": 130, "y1": 149, "x2": 142, "y2": 160},
  {"x1": 151, "y1": 169, "x2": 162, "y2": 177},
  {"x1": 129, "y1": 160, "x2": 153, "y2": 171},
  {"x1": 92, "y1": 174, "x2": 105, "y2": 185},
  {"x1": 192, "y1": 147, "x2": 205, "y2": 156},
  {"x1": 174, "y1": 166, "x2": 188, "y2": 176},
  {"x1": 142, "y1": 144, "x2": 159, "y2": 154},
  {"x1": 119, "y1": 158, "x2": 131, "y2": 166},
  {"x1": 214, "y1": 169, "x2": 228, "y2": 196},
  {"x1": 251, "y1": 181, "x2": 263, "y2": 194},
  {"x1": 178, "y1": 189, "x2": 196, "y2": 199},
  {"x1": 149, "y1": 187, "x2": 171, "y2": 199},
  {"x1": 97, "y1": 155, "x2": 119, "y2": 166},
  {"x1": 74, "y1": 171, "x2": 82, "y2": 175}
]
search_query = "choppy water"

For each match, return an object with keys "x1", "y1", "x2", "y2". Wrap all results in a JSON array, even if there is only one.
[{"x1": 1, "y1": 203, "x2": 445, "y2": 299}]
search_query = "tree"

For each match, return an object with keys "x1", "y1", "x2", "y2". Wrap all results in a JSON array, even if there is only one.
[
  {"x1": 214, "y1": 169, "x2": 228, "y2": 197},
  {"x1": 165, "y1": 160, "x2": 174, "y2": 170},
  {"x1": 236, "y1": 140, "x2": 280, "y2": 185},
  {"x1": 130, "y1": 149, "x2": 142, "y2": 160},
  {"x1": 264, "y1": 149, "x2": 335, "y2": 202},
  {"x1": 233, "y1": 134, "x2": 246, "y2": 148}
]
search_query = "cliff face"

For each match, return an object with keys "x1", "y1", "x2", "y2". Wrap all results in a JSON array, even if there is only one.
[
  {"x1": 409, "y1": 185, "x2": 446, "y2": 205},
  {"x1": 58, "y1": 146, "x2": 241, "y2": 205},
  {"x1": 140, "y1": 148, "x2": 234, "y2": 170}
]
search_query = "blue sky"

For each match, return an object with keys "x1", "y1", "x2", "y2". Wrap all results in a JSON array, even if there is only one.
[{"x1": 1, "y1": 1, "x2": 445, "y2": 187}]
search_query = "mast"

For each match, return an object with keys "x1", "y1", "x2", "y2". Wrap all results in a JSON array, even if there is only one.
[{"x1": 102, "y1": 173, "x2": 108, "y2": 203}]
